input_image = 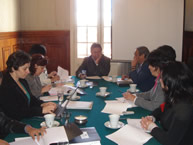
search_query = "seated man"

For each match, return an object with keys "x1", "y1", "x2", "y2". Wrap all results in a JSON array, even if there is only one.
[
  {"x1": 125, "y1": 46, "x2": 155, "y2": 92},
  {"x1": 76, "y1": 43, "x2": 111, "y2": 79}
]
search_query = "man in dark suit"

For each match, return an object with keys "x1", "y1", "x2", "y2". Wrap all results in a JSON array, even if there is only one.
[{"x1": 128, "y1": 46, "x2": 155, "y2": 92}]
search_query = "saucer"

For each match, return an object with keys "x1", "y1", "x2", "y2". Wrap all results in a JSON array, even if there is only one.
[
  {"x1": 127, "y1": 89, "x2": 140, "y2": 93},
  {"x1": 67, "y1": 95, "x2": 80, "y2": 100},
  {"x1": 40, "y1": 121, "x2": 60, "y2": 127},
  {"x1": 96, "y1": 92, "x2": 110, "y2": 97},
  {"x1": 104, "y1": 121, "x2": 124, "y2": 129}
]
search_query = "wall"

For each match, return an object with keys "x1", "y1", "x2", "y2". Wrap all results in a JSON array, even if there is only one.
[
  {"x1": 0, "y1": 0, "x2": 21, "y2": 71},
  {"x1": 20, "y1": 0, "x2": 70, "y2": 30},
  {"x1": 185, "y1": 0, "x2": 193, "y2": 31},
  {"x1": 112, "y1": 0, "x2": 184, "y2": 61},
  {"x1": 0, "y1": 0, "x2": 21, "y2": 32},
  {"x1": 19, "y1": 0, "x2": 71, "y2": 72},
  {"x1": 183, "y1": 0, "x2": 193, "y2": 64}
]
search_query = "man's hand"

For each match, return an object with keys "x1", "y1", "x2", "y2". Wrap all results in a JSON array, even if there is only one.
[
  {"x1": 131, "y1": 56, "x2": 138, "y2": 70},
  {"x1": 95, "y1": 54, "x2": 102, "y2": 65}
]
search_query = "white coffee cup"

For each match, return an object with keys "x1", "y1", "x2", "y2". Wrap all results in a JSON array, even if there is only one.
[
  {"x1": 111, "y1": 75, "x2": 117, "y2": 82},
  {"x1": 109, "y1": 114, "x2": 120, "y2": 128},
  {"x1": 99, "y1": 87, "x2": 107, "y2": 96},
  {"x1": 44, "y1": 114, "x2": 55, "y2": 128},
  {"x1": 130, "y1": 84, "x2": 137, "y2": 92},
  {"x1": 79, "y1": 79, "x2": 87, "y2": 87}
]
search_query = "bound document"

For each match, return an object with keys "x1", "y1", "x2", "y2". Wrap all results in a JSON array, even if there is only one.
[
  {"x1": 10, "y1": 126, "x2": 68, "y2": 145},
  {"x1": 69, "y1": 127, "x2": 101, "y2": 145}
]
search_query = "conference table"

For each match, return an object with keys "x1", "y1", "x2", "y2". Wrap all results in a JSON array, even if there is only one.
[{"x1": 5, "y1": 77, "x2": 161, "y2": 145}]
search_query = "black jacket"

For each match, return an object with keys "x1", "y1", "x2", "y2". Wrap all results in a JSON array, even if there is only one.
[
  {"x1": 0, "y1": 108, "x2": 26, "y2": 139},
  {"x1": 0, "y1": 72, "x2": 44, "y2": 121},
  {"x1": 151, "y1": 101, "x2": 193, "y2": 145}
]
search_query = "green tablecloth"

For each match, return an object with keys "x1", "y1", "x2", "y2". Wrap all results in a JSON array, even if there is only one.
[{"x1": 5, "y1": 77, "x2": 161, "y2": 145}]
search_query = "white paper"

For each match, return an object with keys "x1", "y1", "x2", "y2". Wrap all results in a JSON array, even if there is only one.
[
  {"x1": 116, "y1": 97, "x2": 137, "y2": 108},
  {"x1": 106, "y1": 124, "x2": 152, "y2": 145},
  {"x1": 101, "y1": 100, "x2": 129, "y2": 115},
  {"x1": 49, "y1": 85, "x2": 70, "y2": 96},
  {"x1": 15, "y1": 136, "x2": 31, "y2": 141},
  {"x1": 126, "y1": 119, "x2": 145, "y2": 131},
  {"x1": 102, "y1": 76, "x2": 112, "y2": 82},
  {"x1": 61, "y1": 100, "x2": 93, "y2": 110},
  {"x1": 86, "y1": 76, "x2": 101, "y2": 79},
  {"x1": 37, "y1": 126, "x2": 68, "y2": 145},
  {"x1": 57, "y1": 66, "x2": 69, "y2": 80},
  {"x1": 40, "y1": 96, "x2": 58, "y2": 102},
  {"x1": 10, "y1": 138, "x2": 37, "y2": 145}
]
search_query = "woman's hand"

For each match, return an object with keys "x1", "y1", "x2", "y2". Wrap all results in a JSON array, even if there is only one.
[
  {"x1": 41, "y1": 102, "x2": 57, "y2": 108},
  {"x1": 42, "y1": 102, "x2": 57, "y2": 114},
  {"x1": 41, "y1": 85, "x2": 52, "y2": 94},
  {"x1": 123, "y1": 92, "x2": 136, "y2": 101},
  {"x1": 48, "y1": 71, "x2": 57, "y2": 78},
  {"x1": 140, "y1": 116, "x2": 157, "y2": 132},
  {"x1": 26, "y1": 126, "x2": 46, "y2": 141},
  {"x1": 51, "y1": 75, "x2": 60, "y2": 83},
  {"x1": 0, "y1": 139, "x2": 9, "y2": 145}
]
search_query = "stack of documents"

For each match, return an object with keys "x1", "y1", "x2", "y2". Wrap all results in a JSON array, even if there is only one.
[
  {"x1": 10, "y1": 126, "x2": 68, "y2": 145},
  {"x1": 101, "y1": 100, "x2": 129, "y2": 115}
]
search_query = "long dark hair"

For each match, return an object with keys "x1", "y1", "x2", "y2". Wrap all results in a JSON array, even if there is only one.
[{"x1": 161, "y1": 61, "x2": 193, "y2": 105}]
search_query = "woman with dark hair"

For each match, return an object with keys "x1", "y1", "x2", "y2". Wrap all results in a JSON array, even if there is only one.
[
  {"x1": 0, "y1": 51, "x2": 56, "y2": 120},
  {"x1": 123, "y1": 46, "x2": 176, "y2": 111},
  {"x1": 29, "y1": 44, "x2": 60, "y2": 86},
  {"x1": 0, "y1": 72, "x2": 46, "y2": 144},
  {"x1": 141, "y1": 61, "x2": 193, "y2": 145},
  {"x1": 25, "y1": 54, "x2": 52, "y2": 98}
]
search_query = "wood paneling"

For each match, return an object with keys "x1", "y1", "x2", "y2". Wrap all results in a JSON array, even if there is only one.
[
  {"x1": 183, "y1": 31, "x2": 193, "y2": 63},
  {"x1": 0, "y1": 31, "x2": 70, "y2": 73},
  {"x1": 0, "y1": 32, "x2": 21, "y2": 71},
  {"x1": 20, "y1": 30, "x2": 70, "y2": 73}
]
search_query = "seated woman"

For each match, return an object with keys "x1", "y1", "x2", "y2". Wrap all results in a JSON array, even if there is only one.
[
  {"x1": 29, "y1": 44, "x2": 60, "y2": 86},
  {"x1": 25, "y1": 54, "x2": 52, "y2": 98},
  {"x1": 141, "y1": 61, "x2": 193, "y2": 145},
  {"x1": 0, "y1": 51, "x2": 57, "y2": 120},
  {"x1": 0, "y1": 71, "x2": 45, "y2": 145},
  {"x1": 123, "y1": 45, "x2": 176, "y2": 111}
]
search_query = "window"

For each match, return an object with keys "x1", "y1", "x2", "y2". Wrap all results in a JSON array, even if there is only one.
[{"x1": 76, "y1": 0, "x2": 112, "y2": 58}]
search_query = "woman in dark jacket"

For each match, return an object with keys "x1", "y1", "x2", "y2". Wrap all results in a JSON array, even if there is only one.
[
  {"x1": 0, "y1": 71, "x2": 45, "y2": 145},
  {"x1": 0, "y1": 51, "x2": 56, "y2": 121},
  {"x1": 141, "y1": 62, "x2": 193, "y2": 145}
]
